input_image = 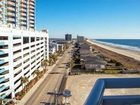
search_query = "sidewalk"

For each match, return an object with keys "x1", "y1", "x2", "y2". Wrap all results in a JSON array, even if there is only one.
[{"x1": 17, "y1": 56, "x2": 62, "y2": 105}]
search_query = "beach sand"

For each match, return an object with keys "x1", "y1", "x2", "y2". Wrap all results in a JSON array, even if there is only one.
[
  {"x1": 86, "y1": 39, "x2": 140, "y2": 70},
  {"x1": 64, "y1": 40, "x2": 140, "y2": 105},
  {"x1": 87, "y1": 39, "x2": 140, "y2": 61},
  {"x1": 65, "y1": 74, "x2": 140, "y2": 105}
]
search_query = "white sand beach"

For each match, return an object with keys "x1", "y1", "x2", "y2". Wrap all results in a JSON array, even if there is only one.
[{"x1": 87, "y1": 39, "x2": 140, "y2": 61}]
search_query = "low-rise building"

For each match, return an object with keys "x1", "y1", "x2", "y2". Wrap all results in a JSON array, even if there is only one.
[
  {"x1": 81, "y1": 55, "x2": 106, "y2": 71},
  {"x1": 79, "y1": 43, "x2": 106, "y2": 71},
  {"x1": 49, "y1": 40, "x2": 65, "y2": 54}
]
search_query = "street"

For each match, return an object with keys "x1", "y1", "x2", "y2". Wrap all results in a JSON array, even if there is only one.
[{"x1": 25, "y1": 46, "x2": 72, "y2": 105}]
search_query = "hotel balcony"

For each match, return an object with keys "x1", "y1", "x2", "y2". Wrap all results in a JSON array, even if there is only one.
[
  {"x1": 7, "y1": 6, "x2": 15, "y2": 12},
  {"x1": 0, "y1": 40, "x2": 8, "y2": 45},
  {"x1": 0, "y1": 60, "x2": 5, "y2": 65},
  {"x1": 20, "y1": 21, "x2": 27, "y2": 26},
  {"x1": 0, "y1": 89, "x2": 11, "y2": 99},
  {"x1": 7, "y1": 1, "x2": 15, "y2": 6},
  {"x1": 7, "y1": 17, "x2": 15, "y2": 22},
  {"x1": 29, "y1": 12, "x2": 34, "y2": 17},
  {"x1": 29, "y1": 24, "x2": 34, "y2": 27},
  {"x1": 20, "y1": 17, "x2": 27, "y2": 21},
  {"x1": 0, "y1": 48, "x2": 8, "y2": 53},
  {"x1": 30, "y1": 20, "x2": 35, "y2": 24},
  {"x1": 21, "y1": 0, "x2": 27, "y2": 4},
  {"x1": 0, "y1": 85, "x2": 7, "y2": 92},
  {"x1": 29, "y1": 9, "x2": 34, "y2": 13},
  {"x1": 0, "y1": 68, "x2": 8, "y2": 74},
  {"x1": 20, "y1": 12, "x2": 27, "y2": 17},
  {"x1": 20, "y1": 8, "x2": 27, "y2": 13},
  {"x1": 20, "y1": 4, "x2": 27, "y2": 8},
  {"x1": 0, "y1": 62, "x2": 8, "y2": 70},
  {"x1": 7, "y1": 12, "x2": 15, "y2": 17},
  {"x1": 30, "y1": 16, "x2": 34, "y2": 20},
  {"x1": 30, "y1": 2, "x2": 35, "y2": 6},
  {"x1": 0, "y1": 77, "x2": 5, "y2": 83},
  {"x1": 85, "y1": 78, "x2": 140, "y2": 105},
  {"x1": 0, "y1": 50, "x2": 7, "y2": 56},
  {"x1": 30, "y1": 0, "x2": 35, "y2": 2},
  {"x1": 0, "y1": 85, "x2": 9, "y2": 92},
  {"x1": 29, "y1": 5, "x2": 35, "y2": 9}
]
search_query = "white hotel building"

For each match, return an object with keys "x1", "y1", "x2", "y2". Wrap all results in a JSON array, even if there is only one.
[
  {"x1": 0, "y1": 0, "x2": 49, "y2": 99},
  {"x1": 0, "y1": 26, "x2": 49, "y2": 98}
]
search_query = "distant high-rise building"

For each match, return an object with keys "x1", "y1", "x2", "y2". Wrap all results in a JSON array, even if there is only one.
[
  {"x1": 65, "y1": 34, "x2": 72, "y2": 41},
  {"x1": 0, "y1": 0, "x2": 35, "y2": 30},
  {"x1": 77, "y1": 35, "x2": 85, "y2": 43}
]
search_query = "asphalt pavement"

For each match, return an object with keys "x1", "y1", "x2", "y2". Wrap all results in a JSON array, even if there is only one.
[{"x1": 25, "y1": 46, "x2": 72, "y2": 105}]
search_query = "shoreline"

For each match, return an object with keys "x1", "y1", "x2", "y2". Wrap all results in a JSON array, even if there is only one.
[
  {"x1": 96, "y1": 40, "x2": 140, "y2": 54},
  {"x1": 86, "y1": 39, "x2": 140, "y2": 70},
  {"x1": 87, "y1": 39, "x2": 140, "y2": 61}
]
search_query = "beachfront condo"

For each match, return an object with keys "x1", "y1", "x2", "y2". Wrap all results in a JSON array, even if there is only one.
[
  {"x1": 0, "y1": 0, "x2": 35, "y2": 30},
  {"x1": 0, "y1": 26, "x2": 49, "y2": 99},
  {"x1": 0, "y1": 0, "x2": 49, "y2": 99}
]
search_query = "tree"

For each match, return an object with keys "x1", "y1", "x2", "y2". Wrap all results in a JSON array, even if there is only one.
[
  {"x1": 33, "y1": 69, "x2": 41, "y2": 80},
  {"x1": 41, "y1": 59, "x2": 48, "y2": 73},
  {"x1": 70, "y1": 60, "x2": 74, "y2": 68},
  {"x1": 51, "y1": 54, "x2": 57, "y2": 63},
  {"x1": 49, "y1": 54, "x2": 58, "y2": 65},
  {"x1": 21, "y1": 76, "x2": 29, "y2": 92}
]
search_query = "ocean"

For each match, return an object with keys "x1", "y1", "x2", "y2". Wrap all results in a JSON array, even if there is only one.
[{"x1": 95, "y1": 39, "x2": 140, "y2": 52}]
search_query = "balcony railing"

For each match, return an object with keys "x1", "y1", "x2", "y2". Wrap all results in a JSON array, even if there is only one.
[
  {"x1": 0, "y1": 68, "x2": 7, "y2": 74},
  {"x1": 0, "y1": 85, "x2": 7, "y2": 92},
  {"x1": 0, "y1": 77, "x2": 5, "y2": 83},
  {"x1": 84, "y1": 78, "x2": 140, "y2": 105}
]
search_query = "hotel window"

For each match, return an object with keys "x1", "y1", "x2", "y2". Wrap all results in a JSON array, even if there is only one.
[
  {"x1": 23, "y1": 37, "x2": 29, "y2": 44},
  {"x1": 0, "y1": 36, "x2": 8, "y2": 40},
  {"x1": 31, "y1": 37, "x2": 35, "y2": 42},
  {"x1": 36, "y1": 37, "x2": 40, "y2": 41},
  {"x1": 13, "y1": 36, "x2": 21, "y2": 40},
  {"x1": 0, "y1": 45, "x2": 8, "y2": 49}
]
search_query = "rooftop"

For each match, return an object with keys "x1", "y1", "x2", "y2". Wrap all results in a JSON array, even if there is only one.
[{"x1": 85, "y1": 78, "x2": 140, "y2": 105}]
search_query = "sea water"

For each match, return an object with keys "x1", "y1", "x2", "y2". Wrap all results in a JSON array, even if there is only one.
[{"x1": 95, "y1": 39, "x2": 140, "y2": 52}]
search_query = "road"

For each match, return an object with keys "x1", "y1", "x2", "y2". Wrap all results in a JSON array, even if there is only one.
[{"x1": 25, "y1": 46, "x2": 72, "y2": 105}]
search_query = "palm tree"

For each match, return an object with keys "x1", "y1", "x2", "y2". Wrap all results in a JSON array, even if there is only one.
[
  {"x1": 49, "y1": 54, "x2": 52, "y2": 65},
  {"x1": 49, "y1": 54, "x2": 57, "y2": 63},
  {"x1": 49, "y1": 54, "x2": 56, "y2": 65},
  {"x1": 33, "y1": 69, "x2": 41, "y2": 80},
  {"x1": 21, "y1": 76, "x2": 29, "y2": 92},
  {"x1": 52, "y1": 54, "x2": 57, "y2": 63},
  {"x1": 41, "y1": 59, "x2": 48, "y2": 73}
]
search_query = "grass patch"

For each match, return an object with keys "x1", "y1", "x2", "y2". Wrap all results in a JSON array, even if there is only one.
[{"x1": 103, "y1": 69, "x2": 121, "y2": 74}]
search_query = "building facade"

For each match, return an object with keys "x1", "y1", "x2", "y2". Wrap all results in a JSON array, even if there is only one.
[
  {"x1": 0, "y1": 26, "x2": 49, "y2": 98},
  {"x1": 0, "y1": 0, "x2": 35, "y2": 30},
  {"x1": 77, "y1": 35, "x2": 85, "y2": 43},
  {"x1": 65, "y1": 34, "x2": 72, "y2": 41}
]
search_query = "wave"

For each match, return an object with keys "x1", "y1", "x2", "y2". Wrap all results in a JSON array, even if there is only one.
[{"x1": 95, "y1": 40, "x2": 140, "y2": 52}]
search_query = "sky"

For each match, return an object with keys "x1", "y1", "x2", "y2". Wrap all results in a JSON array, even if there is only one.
[{"x1": 36, "y1": 0, "x2": 140, "y2": 39}]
